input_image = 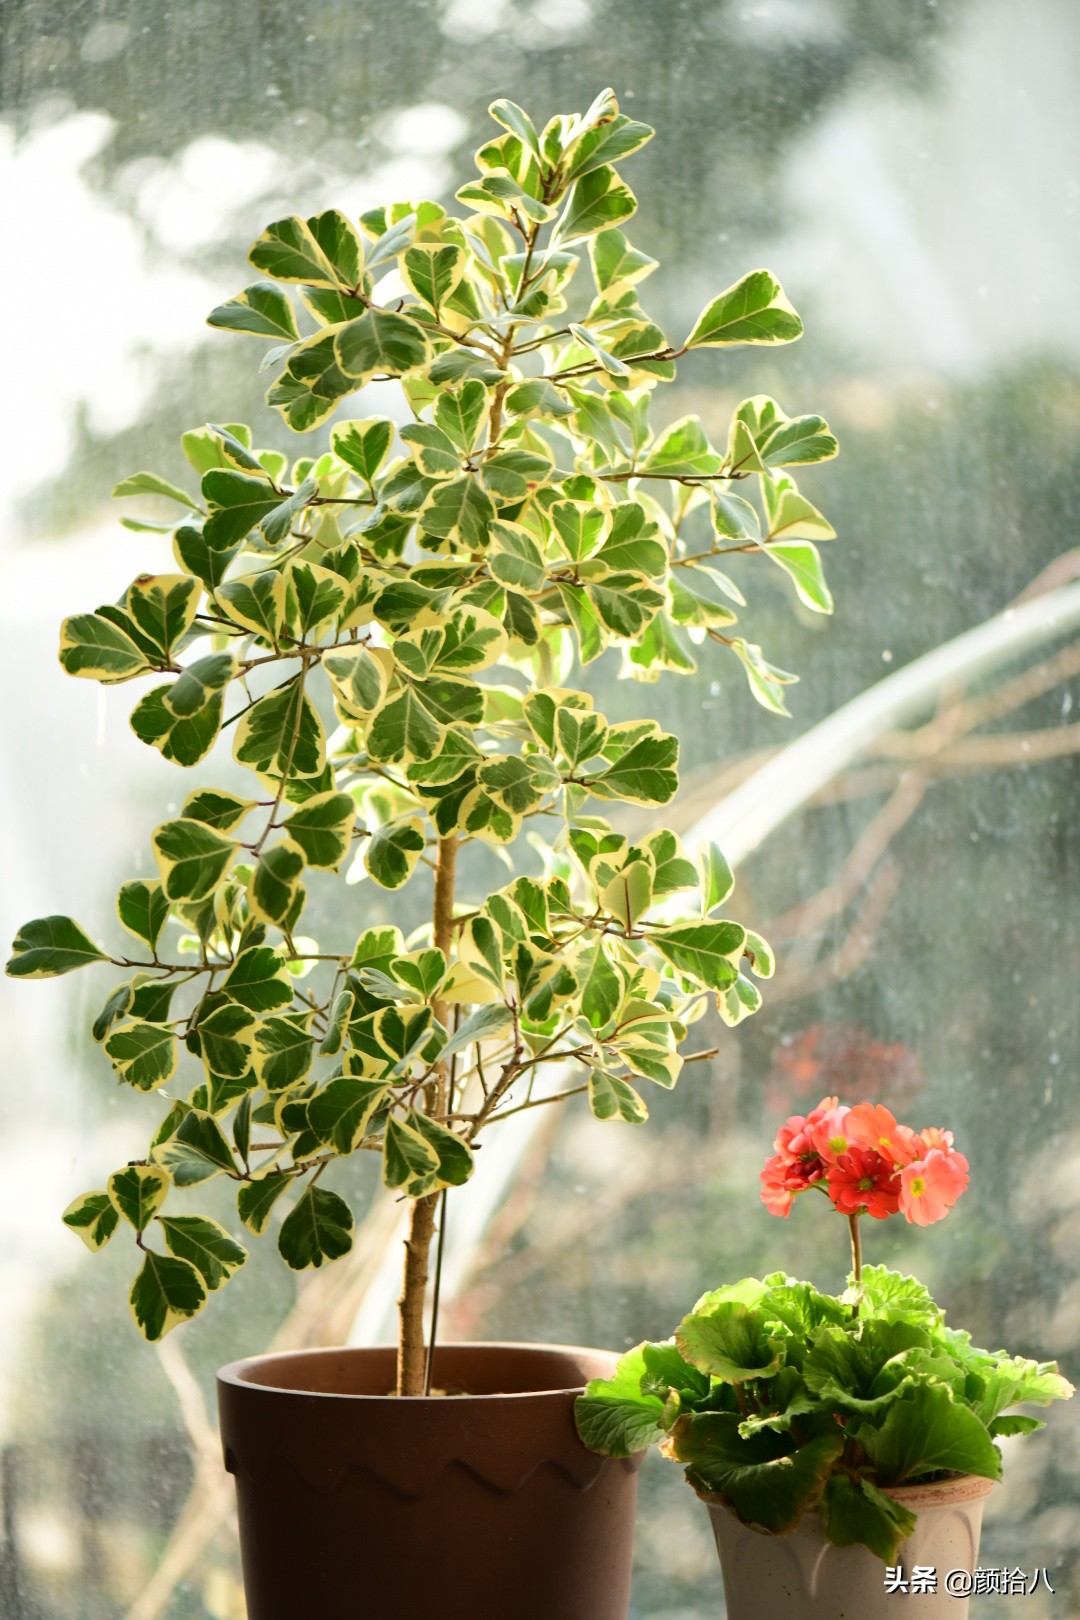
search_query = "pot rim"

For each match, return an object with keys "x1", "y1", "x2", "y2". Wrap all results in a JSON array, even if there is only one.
[
  {"x1": 884, "y1": 1471, "x2": 997, "y2": 1508},
  {"x1": 701, "y1": 1468, "x2": 997, "y2": 1527},
  {"x1": 218, "y1": 1339, "x2": 617, "y2": 1402}
]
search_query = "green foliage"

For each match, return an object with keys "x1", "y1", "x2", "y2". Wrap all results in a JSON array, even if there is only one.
[
  {"x1": 129, "y1": 1251, "x2": 207, "y2": 1343},
  {"x1": 7, "y1": 915, "x2": 108, "y2": 978},
  {"x1": 277, "y1": 1185, "x2": 355, "y2": 1269},
  {"x1": 7, "y1": 90, "x2": 841, "y2": 1342},
  {"x1": 576, "y1": 1266, "x2": 1074, "y2": 1561},
  {"x1": 61, "y1": 1191, "x2": 120, "y2": 1252},
  {"x1": 159, "y1": 1215, "x2": 247, "y2": 1291}
]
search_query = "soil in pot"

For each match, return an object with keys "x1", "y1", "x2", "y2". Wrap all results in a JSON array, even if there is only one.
[{"x1": 218, "y1": 1341, "x2": 642, "y2": 1620}]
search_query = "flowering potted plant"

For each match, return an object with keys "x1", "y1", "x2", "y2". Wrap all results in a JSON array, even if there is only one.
[
  {"x1": 576, "y1": 1096, "x2": 1074, "y2": 1618},
  {"x1": 5, "y1": 89, "x2": 844, "y2": 1620}
]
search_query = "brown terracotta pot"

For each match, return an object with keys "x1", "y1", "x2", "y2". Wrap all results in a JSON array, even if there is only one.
[
  {"x1": 217, "y1": 1341, "x2": 642, "y2": 1620},
  {"x1": 705, "y1": 1472, "x2": 996, "y2": 1619}
]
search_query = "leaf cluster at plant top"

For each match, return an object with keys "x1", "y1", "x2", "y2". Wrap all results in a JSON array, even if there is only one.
[
  {"x1": 6, "y1": 89, "x2": 838, "y2": 1353},
  {"x1": 577, "y1": 1097, "x2": 1074, "y2": 1562}
]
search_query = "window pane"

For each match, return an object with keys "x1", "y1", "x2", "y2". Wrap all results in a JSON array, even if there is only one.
[{"x1": 2, "y1": 3, "x2": 1077, "y2": 1616}]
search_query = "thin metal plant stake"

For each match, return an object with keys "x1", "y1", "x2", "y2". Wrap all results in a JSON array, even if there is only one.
[{"x1": 424, "y1": 1188, "x2": 450, "y2": 1397}]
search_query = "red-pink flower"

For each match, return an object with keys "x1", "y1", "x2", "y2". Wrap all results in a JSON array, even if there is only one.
[
  {"x1": 845, "y1": 1103, "x2": 922, "y2": 1167},
  {"x1": 804, "y1": 1104, "x2": 852, "y2": 1162},
  {"x1": 760, "y1": 1159, "x2": 802, "y2": 1218},
  {"x1": 826, "y1": 1145, "x2": 902, "y2": 1220},
  {"x1": 916, "y1": 1125, "x2": 955, "y2": 1154},
  {"x1": 760, "y1": 1096, "x2": 840, "y2": 1217},
  {"x1": 899, "y1": 1148, "x2": 970, "y2": 1226},
  {"x1": 773, "y1": 1095, "x2": 842, "y2": 1159},
  {"x1": 760, "y1": 1094, "x2": 969, "y2": 1231}
]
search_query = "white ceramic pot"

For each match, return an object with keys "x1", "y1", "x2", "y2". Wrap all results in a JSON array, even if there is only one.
[{"x1": 705, "y1": 1474, "x2": 996, "y2": 1618}]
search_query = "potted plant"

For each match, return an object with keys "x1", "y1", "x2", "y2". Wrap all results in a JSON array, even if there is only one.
[
  {"x1": 7, "y1": 89, "x2": 842, "y2": 1619},
  {"x1": 576, "y1": 1095, "x2": 1075, "y2": 1618}
]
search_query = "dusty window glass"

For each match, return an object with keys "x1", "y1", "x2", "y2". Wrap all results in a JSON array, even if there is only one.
[{"x1": 1, "y1": 2, "x2": 1077, "y2": 1616}]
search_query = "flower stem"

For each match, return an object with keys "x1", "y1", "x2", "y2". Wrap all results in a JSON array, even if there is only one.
[{"x1": 848, "y1": 1213, "x2": 863, "y2": 1314}]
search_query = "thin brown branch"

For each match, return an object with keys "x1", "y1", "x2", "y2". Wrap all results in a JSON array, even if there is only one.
[
  {"x1": 487, "y1": 1081, "x2": 590, "y2": 1123},
  {"x1": 769, "y1": 768, "x2": 932, "y2": 946},
  {"x1": 934, "y1": 723, "x2": 1080, "y2": 767},
  {"x1": 809, "y1": 721, "x2": 1080, "y2": 806},
  {"x1": 154, "y1": 1338, "x2": 219, "y2": 1479},
  {"x1": 453, "y1": 1141, "x2": 713, "y2": 1308},
  {"x1": 766, "y1": 858, "x2": 902, "y2": 1005},
  {"x1": 124, "y1": 1477, "x2": 235, "y2": 1620},
  {"x1": 826, "y1": 859, "x2": 903, "y2": 984},
  {"x1": 1012, "y1": 546, "x2": 1080, "y2": 603},
  {"x1": 874, "y1": 640, "x2": 1080, "y2": 755},
  {"x1": 440, "y1": 1107, "x2": 564, "y2": 1339},
  {"x1": 682, "y1": 1045, "x2": 722, "y2": 1065}
]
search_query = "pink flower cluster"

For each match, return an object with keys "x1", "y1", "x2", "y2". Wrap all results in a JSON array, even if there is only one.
[{"x1": 760, "y1": 1097, "x2": 969, "y2": 1227}]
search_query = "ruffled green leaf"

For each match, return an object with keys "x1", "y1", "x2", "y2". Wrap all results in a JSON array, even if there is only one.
[
  {"x1": 819, "y1": 1475, "x2": 918, "y2": 1566},
  {"x1": 574, "y1": 1344, "x2": 668, "y2": 1458},
  {"x1": 857, "y1": 1382, "x2": 1003, "y2": 1486},
  {"x1": 672, "y1": 1413, "x2": 843, "y2": 1533}
]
